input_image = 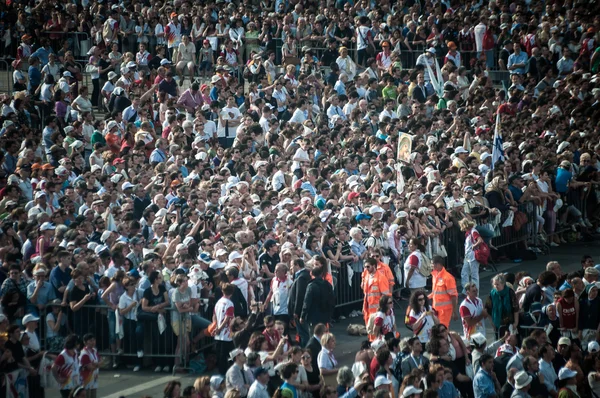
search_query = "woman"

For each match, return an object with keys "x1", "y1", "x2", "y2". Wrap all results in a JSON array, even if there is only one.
[
  {"x1": 139, "y1": 270, "x2": 172, "y2": 373},
  {"x1": 301, "y1": 350, "x2": 322, "y2": 398},
  {"x1": 275, "y1": 347, "x2": 311, "y2": 398},
  {"x1": 79, "y1": 333, "x2": 100, "y2": 398},
  {"x1": 588, "y1": 353, "x2": 600, "y2": 398},
  {"x1": 484, "y1": 273, "x2": 519, "y2": 338},
  {"x1": 172, "y1": 274, "x2": 193, "y2": 368},
  {"x1": 459, "y1": 219, "x2": 483, "y2": 292},
  {"x1": 35, "y1": 221, "x2": 55, "y2": 258},
  {"x1": 557, "y1": 367, "x2": 580, "y2": 398},
  {"x1": 194, "y1": 375, "x2": 211, "y2": 398},
  {"x1": 403, "y1": 238, "x2": 428, "y2": 292},
  {"x1": 118, "y1": 275, "x2": 142, "y2": 371},
  {"x1": 431, "y1": 324, "x2": 469, "y2": 381},
  {"x1": 336, "y1": 367, "x2": 354, "y2": 397},
  {"x1": 317, "y1": 333, "x2": 338, "y2": 385},
  {"x1": 46, "y1": 303, "x2": 67, "y2": 352},
  {"x1": 72, "y1": 86, "x2": 93, "y2": 116},
  {"x1": 373, "y1": 295, "x2": 396, "y2": 340},
  {"x1": 164, "y1": 380, "x2": 182, "y2": 398},
  {"x1": 69, "y1": 269, "x2": 96, "y2": 338},
  {"x1": 336, "y1": 47, "x2": 357, "y2": 81},
  {"x1": 100, "y1": 269, "x2": 125, "y2": 368},
  {"x1": 407, "y1": 289, "x2": 439, "y2": 346},
  {"x1": 557, "y1": 287, "x2": 578, "y2": 337}
]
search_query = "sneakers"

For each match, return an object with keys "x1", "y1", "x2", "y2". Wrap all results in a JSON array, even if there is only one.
[
  {"x1": 550, "y1": 242, "x2": 559, "y2": 247},
  {"x1": 112, "y1": 361, "x2": 118, "y2": 369},
  {"x1": 154, "y1": 366, "x2": 162, "y2": 373},
  {"x1": 163, "y1": 366, "x2": 170, "y2": 373},
  {"x1": 137, "y1": 350, "x2": 144, "y2": 358},
  {"x1": 133, "y1": 366, "x2": 141, "y2": 372},
  {"x1": 585, "y1": 219, "x2": 593, "y2": 228},
  {"x1": 116, "y1": 349, "x2": 124, "y2": 355}
]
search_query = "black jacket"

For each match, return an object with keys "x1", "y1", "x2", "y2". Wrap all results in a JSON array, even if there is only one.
[
  {"x1": 300, "y1": 277, "x2": 333, "y2": 325},
  {"x1": 306, "y1": 336, "x2": 321, "y2": 372},
  {"x1": 412, "y1": 84, "x2": 427, "y2": 104},
  {"x1": 289, "y1": 269, "x2": 311, "y2": 318},
  {"x1": 231, "y1": 285, "x2": 248, "y2": 318},
  {"x1": 500, "y1": 382, "x2": 514, "y2": 398}
]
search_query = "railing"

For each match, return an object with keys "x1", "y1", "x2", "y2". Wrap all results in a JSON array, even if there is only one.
[
  {"x1": 36, "y1": 299, "x2": 214, "y2": 373},
  {"x1": 42, "y1": 31, "x2": 91, "y2": 62},
  {"x1": 0, "y1": 59, "x2": 12, "y2": 97}
]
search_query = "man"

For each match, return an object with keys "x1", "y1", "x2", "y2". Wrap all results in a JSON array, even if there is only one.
[
  {"x1": 412, "y1": 73, "x2": 427, "y2": 104},
  {"x1": 429, "y1": 256, "x2": 458, "y2": 327},
  {"x1": 473, "y1": 353, "x2": 501, "y2": 398},
  {"x1": 511, "y1": 371, "x2": 533, "y2": 398},
  {"x1": 400, "y1": 337, "x2": 429, "y2": 377},
  {"x1": 538, "y1": 343, "x2": 558, "y2": 397},
  {"x1": 263, "y1": 263, "x2": 292, "y2": 328},
  {"x1": 300, "y1": 265, "x2": 334, "y2": 327},
  {"x1": 507, "y1": 337, "x2": 539, "y2": 371},
  {"x1": 361, "y1": 257, "x2": 391, "y2": 331},
  {"x1": 247, "y1": 367, "x2": 270, "y2": 398},
  {"x1": 523, "y1": 271, "x2": 557, "y2": 311},
  {"x1": 522, "y1": 356, "x2": 548, "y2": 397},
  {"x1": 288, "y1": 259, "x2": 311, "y2": 346},
  {"x1": 306, "y1": 323, "x2": 326, "y2": 372},
  {"x1": 214, "y1": 283, "x2": 236, "y2": 374},
  {"x1": 508, "y1": 42, "x2": 528, "y2": 75},
  {"x1": 460, "y1": 282, "x2": 487, "y2": 340},
  {"x1": 177, "y1": 82, "x2": 203, "y2": 114},
  {"x1": 226, "y1": 348, "x2": 252, "y2": 398},
  {"x1": 552, "y1": 337, "x2": 570, "y2": 373},
  {"x1": 501, "y1": 368, "x2": 518, "y2": 398},
  {"x1": 217, "y1": 96, "x2": 242, "y2": 148}
]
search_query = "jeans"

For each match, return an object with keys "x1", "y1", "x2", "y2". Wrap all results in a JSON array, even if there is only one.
[
  {"x1": 191, "y1": 314, "x2": 211, "y2": 333},
  {"x1": 461, "y1": 259, "x2": 480, "y2": 292},
  {"x1": 475, "y1": 225, "x2": 495, "y2": 245},
  {"x1": 296, "y1": 319, "x2": 309, "y2": 347}
]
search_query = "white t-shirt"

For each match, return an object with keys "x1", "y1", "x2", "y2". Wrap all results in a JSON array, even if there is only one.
[
  {"x1": 270, "y1": 277, "x2": 292, "y2": 316},
  {"x1": 178, "y1": 42, "x2": 196, "y2": 63},
  {"x1": 214, "y1": 296, "x2": 234, "y2": 341},
  {"x1": 217, "y1": 106, "x2": 241, "y2": 138},
  {"x1": 292, "y1": 147, "x2": 309, "y2": 171}
]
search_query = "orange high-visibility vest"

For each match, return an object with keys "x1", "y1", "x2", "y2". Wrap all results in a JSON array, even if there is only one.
[
  {"x1": 361, "y1": 269, "x2": 391, "y2": 328},
  {"x1": 429, "y1": 267, "x2": 457, "y2": 310},
  {"x1": 376, "y1": 261, "x2": 395, "y2": 289}
]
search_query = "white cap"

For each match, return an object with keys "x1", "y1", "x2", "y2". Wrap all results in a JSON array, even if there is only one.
[
  {"x1": 228, "y1": 251, "x2": 243, "y2": 262},
  {"x1": 35, "y1": 191, "x2": 47, "y2": 200},
  {"x1": 40, "y1": 222, "x2": 55, "y2": 231},
  {"x1": 480, "y1": 152, "x2": 492, "y2": 161},
  {"x1": 402, "y1": 386, "x2": 423, "y2": 397},
  {"x1": 371, "y1": 339, "x2": 385, "y2": 351},
  {"x1": 319, "y1": 210, "x2": 332, "y2": 222},
  {"x1": 210, "y1": 260, "x2": 226, "y2": 270},
  {"x1": 22, "y1": 314, "x2": 40, "y2": 324},
  {"x1": 589, "y1": 341, "x2": 600, "y2": 353},
  {"x1": 122, "y1": 181, "x2": 135, "y2": 191},
  {"x1": 558, "y1": 367, "x2": 578, "y2": 381},
  {"x1": 63, "y1": 71, "x2": 73, "y2": 78},
  {"x1": 374, "y1": 375, "x2": 391, "y2": 389},
  {"x1": 454, "y1": 146, "x2": 469, "y2": 154},
  {"x1": 216, "y1": 249, "x2": 228, "y2": 257},
  {"x1": 229, "y1": 348, "x2": 244, "y2": 361},
  {"x1": 160, "y1": 58, "x2": 172, "y2": 65},
  {"x1": 368, "y1": 206, "x2": 384, "y2": 215},
  {"x1": 100, "y1": 230, "x2": 113, "y2": 243}
]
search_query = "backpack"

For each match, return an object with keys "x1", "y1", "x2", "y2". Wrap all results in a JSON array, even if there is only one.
[
  {"x1": 418, "y1": 253, "x2": 433, "y2": 277},
  {"x1": 102, "y1": 20, "x2": 115, "y2": 44},
  {"x1": 474, "y1": 241, "x2": 490, "y2": 265},
  {"x1": 482, "y1": 28, "x2": 495, "y2": 51}
]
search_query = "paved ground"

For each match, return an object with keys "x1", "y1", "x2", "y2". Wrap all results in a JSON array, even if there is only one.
[{"x1": 45, "y1": 241, "x2": 600, "y2": 398}]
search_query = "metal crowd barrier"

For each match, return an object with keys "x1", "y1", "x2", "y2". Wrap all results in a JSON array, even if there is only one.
[
  {"x1": 38, "y1": 300, "x2": 214, "y2": 372},
  {"x1": 42, "y1": 31, "x2": 91, "y2": 61},
  {"x1": 0, "y1": 59, "x2": 11, "y2": 97}
]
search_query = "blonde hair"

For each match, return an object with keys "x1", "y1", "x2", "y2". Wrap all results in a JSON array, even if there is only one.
[
  {"x1": 320, "y1": 332, "x2": 336, "y2": 347},
  {"x1": 459, "y1": 219, "x2": 476, "y2": 231}
]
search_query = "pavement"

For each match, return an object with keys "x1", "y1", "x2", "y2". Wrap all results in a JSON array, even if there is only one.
[{"x1": 45, "y1": 241, "x2": 600, "y2": 398}]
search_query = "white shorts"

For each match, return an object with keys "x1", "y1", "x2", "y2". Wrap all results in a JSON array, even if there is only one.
[{"x1": 176, "y1": 61, "x2": 194, "y2": 70}]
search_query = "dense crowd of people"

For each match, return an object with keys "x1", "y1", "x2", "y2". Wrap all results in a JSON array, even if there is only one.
[{"x1": 0, "y1": 0, "x2": 600, "y2": 397}]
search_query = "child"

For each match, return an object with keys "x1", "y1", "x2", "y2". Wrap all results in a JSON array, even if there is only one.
[
  {"x1": 79, "y1": 333, "x2": 100, "y2": 398},
  {"x1": 381, "y1": 76, "x2": 398, "y2": 100},
  {"x1": 198, "y1": 40, "x2": 214, "y2": 78}
]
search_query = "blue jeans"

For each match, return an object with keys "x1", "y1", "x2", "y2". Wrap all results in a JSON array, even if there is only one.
[
  {"x1": 107, "y1": 310, "x2": 117, "y2": 345},
  {"x1": 296, "y1": 319, "x2": 309, "y2": 347},
  {"x1": 191, "y1": 314, "x2": 211, "y2": 333}
]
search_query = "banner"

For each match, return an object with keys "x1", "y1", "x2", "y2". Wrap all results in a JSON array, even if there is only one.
[
  {"x1": 5, "y1": 369, "x2": 29, "y2": 398},
  {"x1": 397, "y1": 133, "x2": 413, "y2": 164},
  {"x1": 491, "y1": 112, "x2": 504, "y2": 169}
]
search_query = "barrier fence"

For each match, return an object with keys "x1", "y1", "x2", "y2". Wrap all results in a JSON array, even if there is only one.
[
  {"x1": 42, "y1": 31, "x2": 91, "y2": 62},
  {"x1": 35, "y1": 300, "x2": 214, "y2": 373}
]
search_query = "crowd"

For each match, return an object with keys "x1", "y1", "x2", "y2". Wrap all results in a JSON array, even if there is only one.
[{"x1": 0, "y1": 0, "x2": 599, "y2": 397}]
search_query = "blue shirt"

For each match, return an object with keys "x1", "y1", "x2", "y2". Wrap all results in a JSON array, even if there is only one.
[
  {"x1": 28, "y1": 66, "x2": 41, "y2": 91},
  {"x1": 508, "y1": 184, "x2": 523, "y2": 202},
  {"x1": 210, "y1": 87, "x2": 219, "y2": 102},
  {"x1": 439, "y1": 381, "x2": 459, "y2": 398},
  {"x1": 555, "y1": 168, "x2": 572, "y2": 193},
  {"x1": 149, "y1": 149, "x2": 167, "y2": 163},
  {"x1": 49, "y1": 266, "x2": 72, "y2": 297},
  {"x1": 507, "y1": 51, "x2": 529, "y2": 74},
  {"x1": 31, "y1": 47, "x2": 53, "y2": 66},
  {"x1": 300, "y1": 182, "x2": 316, "y2": 197},
  {"x1": 473, "y1": 368, "x2": 496, "y2": 398}
]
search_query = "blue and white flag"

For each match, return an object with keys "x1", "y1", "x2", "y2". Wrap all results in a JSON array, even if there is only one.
[{"x1": 491, "y1": 112, "x2": 504, "y2": 169}]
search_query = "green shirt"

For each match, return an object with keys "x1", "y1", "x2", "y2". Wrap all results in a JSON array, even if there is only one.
[
  {"x1": 382, "y1": 85, "x2": 398, "y2": 100},
  {"x1": 91, "y1": 131, "x2": 106, "y2": 147}
]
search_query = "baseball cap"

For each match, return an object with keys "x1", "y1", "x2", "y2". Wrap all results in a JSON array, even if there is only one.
[{"x1": 374, "y1": 375, "x2": 391, "y2": 389}]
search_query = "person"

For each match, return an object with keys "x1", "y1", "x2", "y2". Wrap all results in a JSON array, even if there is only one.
[
  {"x1": 317, "y1": 333, "x2": 339, "y2": 382},
  {"x1": 214, "y1": 283, "x2": 237, "y2": 375},
  {"x1": 429, "y1": 256, "x2": 458, "y2": 327},
  {"x1": 226, "y1": 349, "x2": 252, "y2": 398},
  {"x1": 557, "y1": 367, "x2": 579, "y2": 398},
  {"x1": 407, "y1": 290, "x2": 439, "y2": 346},
  {"x1": 473, "y1": 353, "x2": 501, "y2": 398},
  {"x1": 485, "y1": 274, "x2": 519, "y2": 338},
  {"x1": 460, "y1": 282, "x2": 487, "y2": 340},
  {"x1": 52, "y1": 334, "x2": 80, "y2": 398},
  {"x1": 300, "y1": 266, "x2": 334, "y2": 328},
  {"x1": 79, "y1": 333, "x2": 100, "y2": 398},
  {"x1": 248, "y1": 367, "x2": 270, "y2": 398},
  {"x1": 507, "y1": 338, "x2": 539, "y2": 372},
  {"x1": 400, "y1": 337, "x2": 429, "y2": 377},
  {"x1": 289, "y1": 259, "x2": 311, "y2": 347},
  {"x1": 459, "y1": 219, "x2": 483, "y2": 291},
  {"x1": 362, "y1": 257, "x2": 391, "y2": 338},
  {"x1": 372, "y1": 295, "x2": 397, "y2": 341},
  {"x1": 511, "y1": 371, "x2": 533, "y2": 398},
  {"x1": 403, "y1": 239, "x2": 428, "y2": 292}
]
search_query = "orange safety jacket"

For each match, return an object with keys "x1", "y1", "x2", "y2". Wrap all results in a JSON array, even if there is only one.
[
  {"x1": 376, "y1": 261, "x2": 395, "y2": 290},
  {"x1": 361, "y1": 269, "x2": 391, "y2": 326},
  {"x1": 429, "y1": 267, "x2": 458, "y2": 309}
]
